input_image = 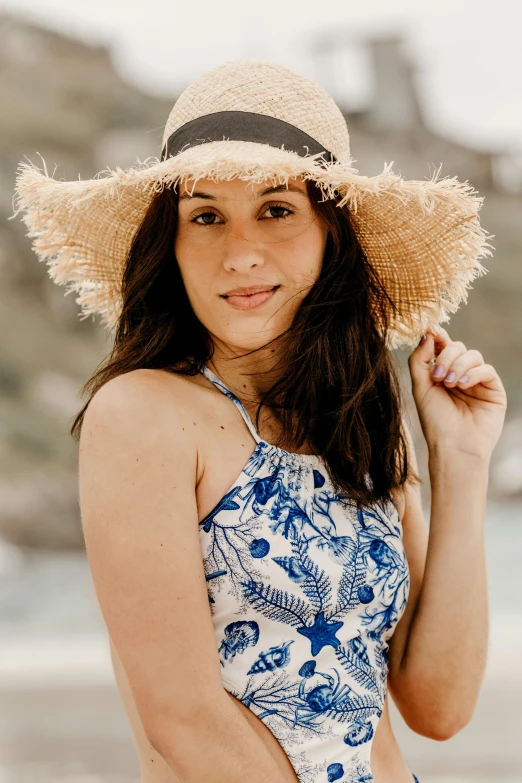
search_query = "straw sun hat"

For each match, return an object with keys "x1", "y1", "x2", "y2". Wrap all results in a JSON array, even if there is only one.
[{"x1": 11, "y1": 59, "x2": 492, "y2": 349}]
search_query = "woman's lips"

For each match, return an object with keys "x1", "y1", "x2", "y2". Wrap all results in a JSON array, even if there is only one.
[{"x1": 223, "y1": 286, "x2": 279, "y2": 311}]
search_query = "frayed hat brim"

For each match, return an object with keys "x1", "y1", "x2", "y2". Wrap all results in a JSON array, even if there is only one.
[{"x1": 11, "y1": 139, "x2": 493, "y2": 349}]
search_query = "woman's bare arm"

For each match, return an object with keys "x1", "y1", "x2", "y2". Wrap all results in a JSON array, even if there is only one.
[
  {"x1": 79, "y1": 369, "x2": 297, "y2": 783},
  {"x1": 387, "y1": 417, "x2": 489, "y2": 740}
]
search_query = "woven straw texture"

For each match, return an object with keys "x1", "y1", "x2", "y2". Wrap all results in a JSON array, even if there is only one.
[
  {"x1": 11, "y1": 59, "x2": 493, "y2": 349},
  {"x1": 162, "y1": 60, "x2": 351, "y2": 161}
]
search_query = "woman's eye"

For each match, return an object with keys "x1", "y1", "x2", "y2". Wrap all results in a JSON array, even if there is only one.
[
  {"x1": 191, "y1": 206, "x2": 292, "y2": 225},
  {"x1": 265, "y1": 205, "x2": 292, "y2": 219},
  {"x1": 192, "y1": 212, "x2": 221, "y2": 225}
]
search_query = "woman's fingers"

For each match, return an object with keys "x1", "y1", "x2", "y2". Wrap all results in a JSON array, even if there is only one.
[
  {"x1": 431, "y1": 326, "x2": 452, "y2": 356},
  {"x1": 430, "y1": 340, "x2": 470, "y2": 382},
  {"x1": 433, "y1": 349, "x2": 485, "y2": 387},
  {"x1": 426, "y1": 328, "x2": 486, "y2": 387},
  {"x1": 412, "y1": 329, "x2": 506, "y2": 413},
  {"x1": 452, "y1": 363, "x2": 504, "y2": 393}
]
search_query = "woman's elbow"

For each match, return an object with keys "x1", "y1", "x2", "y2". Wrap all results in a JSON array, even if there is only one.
[
  {"x1": 143, "y1": 696, "x2": 213, "y2": 756},
  {"x1": 389, "y1": 672, "x2": 476, "y2": 741},
  {"x1": 405, "y1": 707, "x2": 473, "y2": 741}
]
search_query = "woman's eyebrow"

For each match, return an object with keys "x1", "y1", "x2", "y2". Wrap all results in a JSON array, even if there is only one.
[
  {"x1": 178, "y1": 184, "x2": 307, "y2": 202},
  {"x1": 178, "y1": 191, "x2": 217, "y2": 202},
  {"x1": 255, "y1": 184, "x2": 307, "y2": 198}
]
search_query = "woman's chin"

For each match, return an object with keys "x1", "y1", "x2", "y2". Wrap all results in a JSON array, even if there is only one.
[{"x1": 211, "y1": 323, "x2": 288, "y2": 353}]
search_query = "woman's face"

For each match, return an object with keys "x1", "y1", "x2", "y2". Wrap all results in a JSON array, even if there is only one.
[{"x1": 175, "y1": 176, "x2": 328, "y2": 353}]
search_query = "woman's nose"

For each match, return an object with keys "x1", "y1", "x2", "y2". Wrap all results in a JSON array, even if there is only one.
[{"x1": 221, "y1": 232, "x2": 265, "y2": 273}]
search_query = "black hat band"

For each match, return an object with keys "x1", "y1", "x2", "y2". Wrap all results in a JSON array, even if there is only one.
[{"x1": 161, "y1": 110, "x2": 337, "y2": 164}]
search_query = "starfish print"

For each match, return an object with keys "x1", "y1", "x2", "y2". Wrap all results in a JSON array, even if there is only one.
[{"x1": 297, "y1": 610, "x2": 344, "y2": 656}]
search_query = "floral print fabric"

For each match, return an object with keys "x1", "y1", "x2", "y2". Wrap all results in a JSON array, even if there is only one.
[{"x1": 198, "y1": 365, "x2": 414, "y2": 783}]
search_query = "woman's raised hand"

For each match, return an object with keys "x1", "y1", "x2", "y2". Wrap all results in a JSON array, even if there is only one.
[{"x1": 408, "y1": 327, "x2": 507, "y2": 462}]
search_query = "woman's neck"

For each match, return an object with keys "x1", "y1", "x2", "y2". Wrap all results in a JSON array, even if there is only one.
[
  {"x1": 205, "y1": 348, "x2": 314, "y2": 455},
  {"x1": 206, "y1": 350, "x2": 284, "y2": 407}
]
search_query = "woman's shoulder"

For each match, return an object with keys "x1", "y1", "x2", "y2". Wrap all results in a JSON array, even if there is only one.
[
  {"x1": 81, "y1": 368, "x2": 210, "y2": 447},
  {"x1": 88, "y1": 367, "x2": 209, "y2": 410}
]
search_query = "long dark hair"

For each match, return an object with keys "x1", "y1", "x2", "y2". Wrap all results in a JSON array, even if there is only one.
[{"x1": 71, "y1": 179, "x2": 419, "y2": 507}]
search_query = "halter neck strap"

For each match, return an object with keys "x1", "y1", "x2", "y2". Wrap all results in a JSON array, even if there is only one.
[{"x1": 199, "y1": 365, "x2": 261, "y2": 445}]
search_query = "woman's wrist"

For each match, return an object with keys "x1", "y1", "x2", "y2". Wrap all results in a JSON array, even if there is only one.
[
  {"x1": 427, "y1": 445, "x2": 490, "y2": 483},
  {"x1": 427, "y1": 442, "x2": 490, "y2": 467}
]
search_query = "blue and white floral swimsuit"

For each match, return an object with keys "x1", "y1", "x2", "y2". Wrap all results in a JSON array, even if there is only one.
[{"x1": 198, "y1": 365, "x2": 420, "y2": 783}]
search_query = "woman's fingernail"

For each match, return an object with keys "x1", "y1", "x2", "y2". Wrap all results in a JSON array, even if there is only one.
[
  {"x1": 419, "y1": 333, "x2": 427, "y2": 346},
  {"x1": 432, "y1": 364, "x2": 445, "y2": 378},
  {"x1": 458, "y1": 375, "x2": 469, "y2": 383},
  {"x1": 444, "y1": 371, "x2": 457, "y2": 384}
]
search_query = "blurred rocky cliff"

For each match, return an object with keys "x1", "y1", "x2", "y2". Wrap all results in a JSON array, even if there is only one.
[{"x1": 0, "y1": 15, "x2": 520, "y2": 548}]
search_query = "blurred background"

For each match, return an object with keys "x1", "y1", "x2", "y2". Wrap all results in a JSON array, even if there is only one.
[{"x1": 0, "y1": 2, "x2": 521, "y2": 782}]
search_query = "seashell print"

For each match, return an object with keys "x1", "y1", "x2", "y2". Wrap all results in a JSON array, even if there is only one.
[
  {"x1": 272, "y1": 555, "x2": 314, "y2": 583},
  {"x1": 327, "y1": 762, "x2": 344, "y2": 781},
  {"x1": 357, "y1": 584, "x2": 375, "y2": 604},
  {"x1": 343, "y1": 718, "x2": 374, "y2": 746},
  {"x1": 239, "y1": 445, "x2": 269, "y2": 478},
  {"x1": 247, "y1": 640, "x2": 294, "y2": 674},
  {"x1": 218, "y1": 620, "x2": 260, "y2": 662},
  {"x1": 348, "y1": 634, "x2": 371, "y2": 665},
  {"x1": 313, "y1": 469, "x2": 326, "y2": 488},
  {"x1": 320, "y1": 534, "x2": 357, "y2": 567},
  {"x1": 249, "y1": 538, "x2": 270, "y2": 558},
  {"x1": 299, "y1": 659, "x2": 317, "y2": 678},
  {"x1": 368, "y1": 539, "x2": 395, "y2": 567}
]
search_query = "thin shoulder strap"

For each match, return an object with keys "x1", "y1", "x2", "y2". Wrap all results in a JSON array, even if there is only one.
[{"x1": 200, "y1": 365, "x2": 261, "y2": 444}]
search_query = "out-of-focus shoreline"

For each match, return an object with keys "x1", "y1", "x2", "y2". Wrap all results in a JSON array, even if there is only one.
[
  {"x1": 1, "y1": 675, "x2": 520, "y2": 783},
  {"x1": 1, "y1": 610, "x2": 521, "y2": 782},
  {"x1": 1, "y1": 503, "x2": 520, "y2": 781}
]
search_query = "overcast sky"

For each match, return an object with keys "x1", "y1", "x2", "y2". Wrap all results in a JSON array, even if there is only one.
[{"x1": 2, "y1": 0, "x2": 521, "y2": 152}]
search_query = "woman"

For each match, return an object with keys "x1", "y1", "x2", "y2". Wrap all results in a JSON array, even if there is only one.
[{"x1": 13, "y1": 60, "x2": 506, "y2": 783}]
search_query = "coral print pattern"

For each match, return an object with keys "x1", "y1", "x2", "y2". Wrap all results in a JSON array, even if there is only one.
[{"x1": 198, "y1": 366, "x2": 412, "y2": 783}]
